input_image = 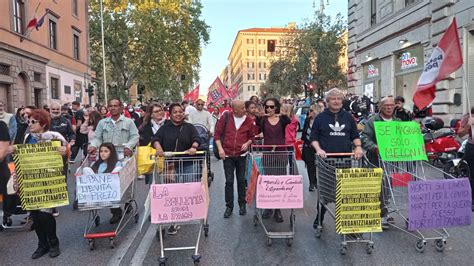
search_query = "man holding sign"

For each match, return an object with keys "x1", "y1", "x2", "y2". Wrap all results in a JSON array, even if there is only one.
[{"x1": 361, "y1": 96, "x2": 399, "y2": 228}]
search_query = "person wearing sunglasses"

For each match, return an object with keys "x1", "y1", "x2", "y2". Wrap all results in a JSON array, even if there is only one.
[
  {"x1": 301, "y1": 104, "x2": 324, "y2": 192},
  {"x1": 259, "y1": 98, "x2": 291, "y2": 223}
]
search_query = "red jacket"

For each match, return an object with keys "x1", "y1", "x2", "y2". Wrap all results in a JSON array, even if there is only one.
[{"x1": 214, "y1": 112, "x2": 255, "y2": 157}]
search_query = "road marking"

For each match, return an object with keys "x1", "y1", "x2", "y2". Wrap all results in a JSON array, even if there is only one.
[
  {"x1": 107, "y1": 218, "x2": 149, "y2": 266},
  {"x1": 130, "y1": 224, "x2": 157, "y2": 266}
]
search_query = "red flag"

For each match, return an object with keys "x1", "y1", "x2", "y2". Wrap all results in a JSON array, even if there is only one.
[
  {"x1": 413, "y1": 18, "x2": 463, "y2": 110},
  {"x1": 183, "y1": 85, "x2": 199, "y2": 102},
  {"x1": 227, "y1": 83, "x2": 239, "y2": 99},
  {"x1": 27, "y1": 18, "x2": 38, "y2": 30},
  {"x1": 206, "y1": 77, "x2": 229, "y2": 105}
]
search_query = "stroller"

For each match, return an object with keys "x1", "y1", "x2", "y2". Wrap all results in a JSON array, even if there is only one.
[{"x1": 193, "y1": 123, "x2": 214, "y2": 187}]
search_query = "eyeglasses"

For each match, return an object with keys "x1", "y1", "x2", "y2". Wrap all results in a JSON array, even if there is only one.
[
  {"x1": 265, "y1": 105, "x2": 275, "y2": 109},
  {"x1": 28, "y1": 119, "x2": 38, "y2": 125},
  {"x1": 153, "y1": 109, "x2": 163, "y2": 113}
]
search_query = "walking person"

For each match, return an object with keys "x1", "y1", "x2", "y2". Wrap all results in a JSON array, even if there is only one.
[
  {"x1": 457, "y1": 106, "x2": 474, "y2": 211},
  {"x1": 301, "y1": 104, "x2": 324, "y2": 191},
  {"x1": 214, "y1": 100, "x2": 255, "y2": 218}
]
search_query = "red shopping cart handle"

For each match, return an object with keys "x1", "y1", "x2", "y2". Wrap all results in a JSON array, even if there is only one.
[
  {"x1": 324, "y1": 153, "x2": 354, "y2": 157},
  {"x1": 251, "y1": 144, "x2": 293, "y2": 148},
  {"x1": 85, "y1": 232, "x2": 116, "y2": 239}
]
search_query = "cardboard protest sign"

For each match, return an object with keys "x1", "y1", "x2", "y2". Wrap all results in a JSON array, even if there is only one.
[
  {"x1": 408, "y1": 178, "x2": 471, "y2": 231},
  {"x1": 336, "y1": 168, "x2": 383, "y2": 234},
  {"x1": 374, "y1": 121, "x2": 427, "y2": 162},
  {"x1": 13, "y1": 141, "x2": 69, "y2": 210},
  {"x1": 76, "y1": 173, "x2": 121, "y2": 204},
  {"x1": 150, "y1": 182, "x2": 208, "y2": 224},
  {"x1": 256, "y1": 175, "x2": 304, "y2": 209}
]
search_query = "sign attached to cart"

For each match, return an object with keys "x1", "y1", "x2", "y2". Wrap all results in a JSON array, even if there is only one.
[
  {"x1": 76, "y1": 173, "x2": 121, "y2": 204},
  {"x1": 13, "y1": 141, "x2": 69, "y2": 210},
  {"x1": 408, "y1": 178, "x2": 472, "y2": 231},
  {"x1": 256, "y1": 175, "x2": 304, "y2": 209},
  {"x1": 374, "y1": 121, "x2": 427, "y2": 162},
  {"x1": 336, "y1": 168, "x2": 383, "y2": 234},
  {"x1": 150, "y1": 183, "x2": 208, "y2": 224}
]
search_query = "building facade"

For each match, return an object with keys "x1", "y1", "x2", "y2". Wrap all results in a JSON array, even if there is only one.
[
  {"x1": 348, "y1": 0, "x2": 474, "y2": 121},
  {"x1": 0, "y1": 0, "x2": 90, "y2": 112},
  {"x1": 226, "y1": 25, "x2": 295, "y2": 101}
]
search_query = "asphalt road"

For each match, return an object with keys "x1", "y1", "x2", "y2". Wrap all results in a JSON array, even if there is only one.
[{"x1": 1, "y1": 155, "x2": 474, "y2": 265}]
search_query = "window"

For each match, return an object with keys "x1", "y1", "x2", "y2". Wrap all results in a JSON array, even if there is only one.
[
  {"x1": 246, "y1": 38, "x2": 254, "y2": 44},
  {"x1": 64, "y1": 85, "x2": 71, "y2": 94},
  {"x1": 247, "y1": 73, "x2": 255, "y2": 80},
  {"x1": 49, "y1": 19, "x2": 57, "y2": 49},
  {"x1": 247, "y1": 50, "x2": 254, "y2": 56},
  {"x1": 73, "y1": 34, "x2": 80, "y2": 59},
  {"x1": 50, "y1": 77, "x2": 59, "y2": 99},
  {"x1": 259, "y1": 50, "x2": 266, "y2": 57},
  {"x1": 0, "y1": 64, "x2": 10, "y2": 76},
  {"x1": 259, "y1": 39, "x2": 265, "y2": 44},
  {"x1": 12, "y1": 0, "x2": 25, "y2": 34},
  {"x1": 252, "y1": 86, "x2": 255, "y2": 91},
  {"x1": 405, "y1": 0, "x2": 417, "y2": 6},
  {"x1": 34, "y1": 72, "x2": 41, "y2": 82},
  {"x1": 247, "y1": 62, "x2": 254, "y2": 68},
  {"x1": 72, "y1": 0, "x2": 78, "y2": 16},
  {"x1": 258, "y1": 62, "x2": 267, "y2": 69},
  {"x1": 259, "y1": 73, "x2": 267, "y2": 81},
  {"x1": 248, "y1": 86, "x2": 251, "y2": 91},
  {"x1": 370, "y1": 0, "x2": 376, "y2": 26}
]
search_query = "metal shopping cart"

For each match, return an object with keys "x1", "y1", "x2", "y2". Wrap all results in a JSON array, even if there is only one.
[
  {"x1": 251, "y1": 144, "x2": 299, "y2": 247},
  {"x1": 379, "y1": 159, "x2": 455, "y2": 252},
  {"x1": 315, "y1": 153, "x2": 378, "y2": 255},
  {"x1": 152, "y1": 151, "x2": 209, "y2": 266},
  {"x1": 193, "y1": 123, "x2": 214, "y2": 187},
  {"x1": 75, "y1": 154, "x2": 139, "y2": 250},
  {"x1": 1, "y1": 163, "x2": 31, "y2": 231}
]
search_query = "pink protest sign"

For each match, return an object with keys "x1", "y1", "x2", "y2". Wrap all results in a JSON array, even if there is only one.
[
  {"x1": 150, "y1": 183, "x2": 208, "y2": 224},
  {"x1": 256, "y1": 175, "x2": 304, "y2": 209}
]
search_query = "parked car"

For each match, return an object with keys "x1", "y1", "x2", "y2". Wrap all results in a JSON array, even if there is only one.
[{"x1": 294, "y1": 105, "x2": 310, "y2": 131}]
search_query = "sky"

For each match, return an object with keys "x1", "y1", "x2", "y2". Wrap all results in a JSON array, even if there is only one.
[{"x1": 198, "y1": 0, "x2": 348, "y2": 95}]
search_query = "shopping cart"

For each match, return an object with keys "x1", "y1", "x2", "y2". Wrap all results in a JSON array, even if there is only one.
[
  {"x1": 379, "y1": 159, "x2": 455, "y2": 252},
  {"x1": 152, "y1": 151, "x2": 209, "y2": 266},
  {"x1": 75, "y1": 154, "x2": 139, "y2": 250},
  {"x1": 250, "y1": 144, "x2": 299, "y2": 247},
  {"x1": 1, "y1": 163, "x2": 31, "y2": 231},
  {"x1": 315, "y1": 153, "x2": 377, "y2": 255},
  {"x1": 193, "y1": 123, "x2": 214, "y2": 187}
]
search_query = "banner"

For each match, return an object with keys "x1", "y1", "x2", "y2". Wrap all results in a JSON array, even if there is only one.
[
  {"x1": 226, "y1": 83, "x2": 239, "y2": 99},
  {"x1": 150, "y1": 182, "x2": 208, "y2": 224},
  {"x1": 76, "y1": 173, "x2": 121, "y2": 204},
  {"x1": 183, "y1": 85, "x2": 200, "y2": 102},
  {"x1": 245, "y1": 160, "x2": 260, "y2": 205},
  {"x1": 408, "y1": 178, "x2": 471, "y2": 231},
  {"x1": 256, "y1": 175, "x2": 304, "y2": 209},
  {"x1": 336, "y1": 168, "x2": 383, "y2": 234},
  {"x1": 374, "y1": 121, "x2": 427, "y2": 162},
  {"x1": 13, "y1": 141, "x2": 69, "y2": 210},
  {"x1": 206, "y1": 76, "x2": 229, "y2": 105}
]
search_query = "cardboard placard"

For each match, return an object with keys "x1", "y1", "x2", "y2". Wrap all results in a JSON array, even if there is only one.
[
  {"x1": 408, "y1": 178, "x2": 472, "y2": 231},
  {"x1": 256, "y1": 175, "x2": 304, "y2": 209},
  {"x1": 76, "y1": 173, "x2": 121, "y2": 204},
  {"x1": 336, "y1": 168, "x2": 383, "y2": 234}
]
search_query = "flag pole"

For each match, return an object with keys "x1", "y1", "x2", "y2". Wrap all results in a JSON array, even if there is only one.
[{"x1": 100, "y1": 0, "x2": 108, "y2": 104}]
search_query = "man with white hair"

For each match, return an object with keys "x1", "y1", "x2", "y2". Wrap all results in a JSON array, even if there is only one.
[{"x1": 310, "y1": 88, "x2": 363, "y2": 230}]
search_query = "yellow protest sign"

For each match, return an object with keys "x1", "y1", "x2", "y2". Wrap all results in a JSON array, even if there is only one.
[
  {"x1": 13, "y1": 141, "x2": 69, "y2": 210},
  {"x1": 335, "y1": 168, "x2": 383, "y2": 234}
]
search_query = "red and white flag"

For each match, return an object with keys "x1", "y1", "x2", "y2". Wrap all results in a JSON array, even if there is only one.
[
  {"x1": 183, "y1": 85, "x2": 200, "y2": 102},
  {"x1": 413, "y1": 18, "x2": 463, "y2": 110},
  {"x1": 227, "y1": 83, "x2": 239, "y2": 99},
  {"x1": 206, "y1": 77, "x2": 229, "y2": 105}
]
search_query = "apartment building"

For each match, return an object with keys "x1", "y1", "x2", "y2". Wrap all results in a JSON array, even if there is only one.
[{"x1": 0, "y1": 0, "x2": 90, "y2": 112}]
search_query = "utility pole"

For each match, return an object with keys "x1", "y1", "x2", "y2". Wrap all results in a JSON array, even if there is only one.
[
  {"x1": 313, "y1": 0, "x2": 329, "y2": 14},
  {"x1": 100, "y1": 0, "x2": 108, "y2": 104}
]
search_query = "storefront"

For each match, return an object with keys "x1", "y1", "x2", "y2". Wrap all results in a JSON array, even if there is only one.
[
  {"x1": 362, "y1": 60, "x2": 381, "y2": 103},
  {"x1": 394, "y1": 45, "x2": 424, "y2": 110}
]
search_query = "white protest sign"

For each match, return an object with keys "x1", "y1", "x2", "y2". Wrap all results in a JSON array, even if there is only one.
[{"x1": 77, "y1": 173, "x2": 121, "y2": 204}]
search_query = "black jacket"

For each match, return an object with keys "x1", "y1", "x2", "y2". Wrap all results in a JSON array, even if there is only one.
[
  {"x1": 51, "y1": 116, "x2": 75, "y2": 142},
  {"x1": 139, "y1": 121, "x2": 165, "y2": 146},
  {"x1": 151, "y1": 122, "x2": 200, "y2": 152}
]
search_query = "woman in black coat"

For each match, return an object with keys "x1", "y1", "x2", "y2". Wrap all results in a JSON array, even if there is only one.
[
  {"x1": 139, "y1": 103, "x2": 166, "y2": 184},
  {"x1": 301, "y1": 104, "x2": 324, "y2": 191}
]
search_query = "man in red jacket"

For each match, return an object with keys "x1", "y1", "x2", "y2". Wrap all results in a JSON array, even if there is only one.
[{"x1": 214, "y1": 100, "x2": 255, "y2": 218}]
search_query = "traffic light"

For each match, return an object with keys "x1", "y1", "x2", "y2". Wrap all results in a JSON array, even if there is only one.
[
  {"x1": 87, "y1": 83, "x2": 94, "y2": 97},
  {"x1": 267, "y1": 40, "x2": 276, "y2": 52}
]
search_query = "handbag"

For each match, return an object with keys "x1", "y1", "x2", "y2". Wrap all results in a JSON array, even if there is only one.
[{"x1": 137, "y1": 145, "x2": 164, "y2": 175}]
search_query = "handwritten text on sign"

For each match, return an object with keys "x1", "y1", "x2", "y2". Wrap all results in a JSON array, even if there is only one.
[
  {"x1": 374, "y1": 121, "x2": 427, "y2": 161},
  {"x1": 408, "y1": 178, "x2": 472, "y2": 231},
  {"x1": 256, "y1": 175, "x2": 304, "y2": 209},
  {"x1": 13, "y1": 141, "x2": 69, "y2": 210},
  {"x1": 336, "y1": 168, "x2": 383, "y2": 234},
  {"x1": 76, "y1": 174, "x2": 121, "y2": 204},
  {"x1": 150, "y1": 183, "x2": 208, "y2": 224}
]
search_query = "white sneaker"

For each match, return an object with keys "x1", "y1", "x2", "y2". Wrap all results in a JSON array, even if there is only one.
[
  {"x1": 52, "y1": 208, "x2": 59, "y2": 217},
  {"x1": 138, "y1": 175, "x2": 145, "y2": 180}
]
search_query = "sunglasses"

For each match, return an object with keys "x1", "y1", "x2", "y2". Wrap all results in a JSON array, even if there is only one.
[
  {"x1": 28, "y1": 119, "x2": 39, "y2": 125},
  {"x1": 265, "y1": 105, "x2": 275, "y2": 109}
]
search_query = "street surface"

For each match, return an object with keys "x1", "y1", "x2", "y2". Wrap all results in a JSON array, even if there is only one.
[{"x1": 1, "y1": 154, "x2": 474, "y2": 265}]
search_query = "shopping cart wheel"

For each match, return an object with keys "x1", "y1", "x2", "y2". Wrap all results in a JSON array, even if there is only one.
[
  {"x1": 286, "y1": 238, "x2": 293, "y2": 247},
  {"x1": 88, "y1": 239, "x2": 95, "y2": 250},
  {"x1": 415, "y1": 240, "x2": 426, "y2": 253},
  {"x1": 204, "y1": 224, "x2": 209, "y2": 237},
  {"x1": 266, "y1": 238, "x2": 272, "y2": 246},
  {"x1": 253, "y1": 215, "x2": 258, "y2": 226},
  {"x1": 365, "y1": 242, "x2": 374, "y2": 254},
  {"x1": 435, "y1": 239, "x2": 446, "y2": 252},
  {"x1": 109, "y1": 238, "x2": 115, "y2": 249},
  {"x1": 339, "y1": 244, "x2": 347, "y2": 255},
  {"x1": 192, "y1": 255, "x2": 201, "y2": 265},
  {"x1": 134, "y1": 214, "x2": 139, "y2": 223},
  {"x1": 159, "y1": 256, "x2": 167, "y2": 265},
  {"x1": 94, "y1": 216, "x2": 100, "y2": 227},
  {"x1": 314, "y1": 226, "x2": 322, "y2": 238}
]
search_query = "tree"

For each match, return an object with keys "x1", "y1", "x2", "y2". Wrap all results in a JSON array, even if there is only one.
[
  {"x1": 89, "y1": 0, "x2": 209, "y2": 103},
  {"x1": 263, "y1": 12, "x2": 347, "y2": 98}
]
